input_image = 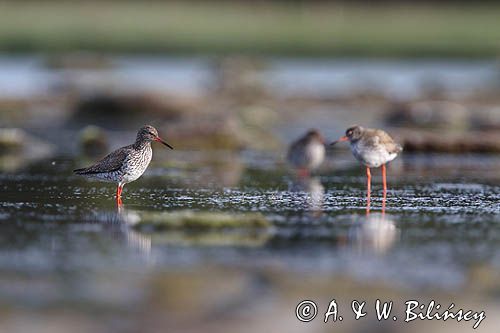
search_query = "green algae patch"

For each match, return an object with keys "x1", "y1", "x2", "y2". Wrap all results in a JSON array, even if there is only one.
[
  {"x1": 135, "y1": 210, "x2": 270, "y2": 231},
  {"x1": 148, "y1": 230, "x2": 271, "y2": 247}
]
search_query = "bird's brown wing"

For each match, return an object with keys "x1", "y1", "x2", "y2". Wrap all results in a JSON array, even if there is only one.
[
  {"x1": 74, "y1": 145, "x2": 133, "y2": 175},
  {"x1": 374, "y1": 129, "x2": 403, "y2": 154}
]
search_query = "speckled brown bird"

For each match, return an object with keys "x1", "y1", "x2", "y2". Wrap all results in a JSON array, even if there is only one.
[
  {"x1": 287, "y1": 129, "x2": 326, "y2": 178},
  {"x1": 332, "y1": 125, "x2": 402, "y2": 198},
  {"x1": 74, "y1": 125, "x2": 173, "y2": 205}
]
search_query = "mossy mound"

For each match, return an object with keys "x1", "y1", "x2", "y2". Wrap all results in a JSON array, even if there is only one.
[
  {"x1": 162, "y1": 115, "x2": 245, "y2": 151},
  {"x1": 0, "y1": 128, "x2": 24, "y2": 154},
  {"x1": 69, "y1": 93, "x2": 194, "y2": 130},
  {"x1": 79, "y1": 125, "x2": 109, "y2": 157},
  {"x1": 385, "y1": 101, "x2": 468, "y2": 130},
  {"x1": 399, "y1": 129, "x2": 500, "y2": 153},
  {"x1": 136, "y1": 210, "x2": 270, "y2": 231}
]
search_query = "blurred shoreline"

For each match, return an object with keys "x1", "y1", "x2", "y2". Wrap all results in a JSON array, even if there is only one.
[{"x1": 1, "y1": 54, "x2": 499, "y2": 157}]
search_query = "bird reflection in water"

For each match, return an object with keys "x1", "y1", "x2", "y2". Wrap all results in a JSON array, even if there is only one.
[
  {"x1": 94, "y1": 204, "x2": 152, "y2": 260},
  {"x1": 348, "y1": 213, "x2": 400, "y2": 255},
  {"x1": 117, "y1": 205, "x2": 152, "y2": 258},
  {"x1": 289, "y1": 176, "x2": 325, "y2": 217}
]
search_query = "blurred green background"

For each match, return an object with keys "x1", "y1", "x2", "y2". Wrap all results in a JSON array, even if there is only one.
[{"x1": 0, "y1": 0, "x2": 499, "y2": 57}]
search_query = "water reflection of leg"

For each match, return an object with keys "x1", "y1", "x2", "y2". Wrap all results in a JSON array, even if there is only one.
[
  {"x1": 366, "y1": 167, "x2": 371, "y2": 215},
  {"x1": 115, "y1": 205, "x2": 152, "y2": 260},
  {"x1": 383, "y1": 163, "x2": 390, "y2": 215},
  {"x1": 307, "y1": 177, "x2": 324, "y2": 217}
]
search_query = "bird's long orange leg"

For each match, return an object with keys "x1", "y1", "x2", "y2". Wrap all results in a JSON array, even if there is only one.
[
  {"x1": 382, "y1": 164, "x2": 387, "y2": 194},
  {"x1": 366, "y1": 166, "x2": 371, "y2": 215},
  {"x1": 382, "y1": 164, "x2": 387, "y2": 214}
]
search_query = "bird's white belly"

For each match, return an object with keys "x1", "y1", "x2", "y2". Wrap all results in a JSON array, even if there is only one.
[
  {"x1": 352, "y1": 143, "x2": 397, "y2": 168},
  {"x1": 307, "y1": 143, "x2": 326, "y2": 170},
  {"x1": 122, "y1": 165, "x2": 147, "y2": 183}
]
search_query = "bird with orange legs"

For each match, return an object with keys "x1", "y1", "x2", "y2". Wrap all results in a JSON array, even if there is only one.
[
  {"x1": 332, "y1": 125, "x2": 402, "y2": 214},
  {"x1": 74, "y1": 125, "x2": 173, "y2": 206}
]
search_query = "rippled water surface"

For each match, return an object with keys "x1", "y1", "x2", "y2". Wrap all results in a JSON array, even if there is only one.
[{"x1": 0, "y1": 151, "x2": 499, "y2": 332}]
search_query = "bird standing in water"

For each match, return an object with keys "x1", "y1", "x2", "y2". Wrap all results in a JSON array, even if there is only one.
[
  {"x1": 332, "y1": 125, "x2": 402, "y2": 211},
  {"x1": 74, "y1": 125, "x2": 173, "y2": 205},
  {"x1": 287, "y1": 129, "x2": 326, "y2": 178}
]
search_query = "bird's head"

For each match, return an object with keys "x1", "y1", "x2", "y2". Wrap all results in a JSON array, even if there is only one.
[
  {"x1": 306, "y1": 129, "x2": 325, "y2": 144},
  {"x1": 330, "y1": 125, "x2": 363, "y2": 145},
  {"x1": 137, "y1": 125, "x2": 173, "y2": 149}
]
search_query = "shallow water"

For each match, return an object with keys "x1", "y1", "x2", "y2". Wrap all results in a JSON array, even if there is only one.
[{"x1": 0, "y1": 150, "x2": 499, "y2": 332}]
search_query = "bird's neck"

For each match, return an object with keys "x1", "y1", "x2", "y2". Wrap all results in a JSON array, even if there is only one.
[{"x1": 133, "y1": 140, "x2": 151, "y2": 150}]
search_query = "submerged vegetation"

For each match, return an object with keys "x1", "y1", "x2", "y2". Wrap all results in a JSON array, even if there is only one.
[
  {"x1": 0, "y1": 1, "x2": 499, "y2": 57},
  {"x1": 136, "y1": 210, "x2": 270, "y2": 231}
]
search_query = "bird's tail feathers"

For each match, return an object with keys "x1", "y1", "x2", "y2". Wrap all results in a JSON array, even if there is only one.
[{"x1": 73, "y1": 168, "x2": 88, "y2": 174}]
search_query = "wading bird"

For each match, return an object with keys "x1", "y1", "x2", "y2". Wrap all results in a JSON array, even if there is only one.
[
  {"x1": 74, "y1": 125, "x2": 173, "y2": 205},
  {"x1": 287, "y1": 129, "x2": 326, "y2": 178},
  {"x1": 332, "y1": 125, "x2": 402, "y2": 212}
]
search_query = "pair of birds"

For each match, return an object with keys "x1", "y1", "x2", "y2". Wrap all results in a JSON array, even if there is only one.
[
  {"x1": 74, "y1": 124, "x2": 402, "y2": 206},
  {"x1": 287, "y1": 126, "x2": 402, "y2": 200}
]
